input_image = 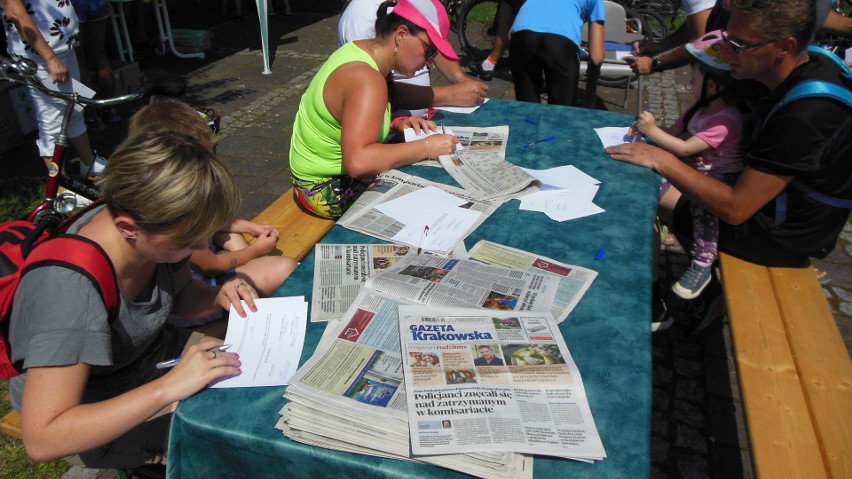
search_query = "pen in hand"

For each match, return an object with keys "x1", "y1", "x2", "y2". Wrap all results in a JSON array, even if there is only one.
[
  {"x1": 441, "y1": 122, "x2": 446, "y2": 135},
  {"x1": 155, "y1": 344, "x2": 232, "y2": 370}
]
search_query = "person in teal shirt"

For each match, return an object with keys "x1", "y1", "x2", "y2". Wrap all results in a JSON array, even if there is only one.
[{"x1": 289, "y1": 0, "x2": 464, "y2": 219}]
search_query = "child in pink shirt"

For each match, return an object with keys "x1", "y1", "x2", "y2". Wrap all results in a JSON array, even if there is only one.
[{"x1": 632, "y1": 31, "x2": 744, "y2": 300}]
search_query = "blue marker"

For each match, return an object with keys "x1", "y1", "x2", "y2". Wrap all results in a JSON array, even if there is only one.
[
  {"x1": 523, "y1": 135, "x2": 556, "y2": 148},
  {"x1": 594, "y1": 247, "x2": 606, "y2": 261}
]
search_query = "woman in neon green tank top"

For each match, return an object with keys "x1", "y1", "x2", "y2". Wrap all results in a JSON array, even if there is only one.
[{"x1": 289, "y1": 0, "x2": 461, "y2": 219}]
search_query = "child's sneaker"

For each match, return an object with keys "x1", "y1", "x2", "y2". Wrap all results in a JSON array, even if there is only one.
[
  {"x1": 81, "y1": 154, "x2": 109, "y2": 178},
  {"x1": 672, "y1": 261, "x2": 712, "y2": 300}
]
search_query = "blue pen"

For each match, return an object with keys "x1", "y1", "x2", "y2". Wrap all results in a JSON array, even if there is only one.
[
  {"x1": 155, "y1": 344, "x2": 232, "y2": 370},
  {"x1": 524, "y1": 117, "x2": 538, "y2": 125},
  {"x1": 523, "y1": 135, "x2": 556, "y2": 148},
  {"x1": 594, "y1": 247, "x2": 606, "y2": 261}
]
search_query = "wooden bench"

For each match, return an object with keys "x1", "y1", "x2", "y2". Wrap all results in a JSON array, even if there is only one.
[
  {"x1": 0, "y1": 407, "x2": 21, "y2": 439},
  {"x1": 248, "y1": 187, "x2": 335, "y2": 262},
  {"x1": 719, "y1": 253, "x2": 852, "y2": 478},
  {"x1": 1, "y1": 187, "x2": 334, "y2": 442}
]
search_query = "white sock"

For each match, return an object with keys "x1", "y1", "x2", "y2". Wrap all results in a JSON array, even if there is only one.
[{"x1": 480, "y1": 56, "x2": 496, "y2": 72}]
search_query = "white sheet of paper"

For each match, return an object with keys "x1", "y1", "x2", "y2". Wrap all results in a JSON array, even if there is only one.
[
  {"x1": 615, "y1": 51, "x2": 632, "y2": 60},
  {"x1": 436, "y1": 98, "x2": 489, "y2": 114},
  {"x1": 403, "y1": 127, "x2": 463, "y2": 151},
  {"x1": 374, "y1": 185, "x2": 466, "y2": 222},
  {"x1": 211, "y1": 296, "x2": 308, "y2": 388},
  {"x1": 593, "y1": 126, "x2": 643, "y2": 148},
  {"x1": 520, "y1": 165, "x2": 600, "y2": 191},
  {"x1": 392, "y1": 207, "x2": 481, "y2": 251},
  {"x1": 519, "y1": 185, "x2": 605, "y2": 222}
]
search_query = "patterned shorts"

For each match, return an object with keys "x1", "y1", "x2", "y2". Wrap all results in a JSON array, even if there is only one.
[{"x1": 292, "y1": 174, "x2": 376, "y2": 219}]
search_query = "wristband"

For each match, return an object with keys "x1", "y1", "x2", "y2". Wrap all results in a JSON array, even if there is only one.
[
  {"x1": 651, "y1": 57, "x2": 661, "y2": 72},
  {"x1": 391, "y1": 116, "x2": 408, "y2": 130}
]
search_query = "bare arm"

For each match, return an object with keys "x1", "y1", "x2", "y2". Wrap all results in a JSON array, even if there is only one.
[
  {"x1": 588, "y1": 21, "x2": 605, "y2": 66},
  {"x1": 821, "y1": 10, "x2": 852, "y2": 36},
  {"x1": 606, "y1": 143, "x2": 792, "y2": 225},
  {"x1": 433, "y1": 55, "x2": 470, "y2": 84},
  {"x1": 627, "y1": 9, "x2": 710, "y2": 75},
  {"x1": 19, "y1": 338, "x2": 238, "y2": 462},
  {"x1": 327, "y1": 63, "x2": 458, "y2": 177},
  {"x1": 1, "y1": 0, "x2": 69, "y2": 83},
  {"x1": 189, "y1": 232, "x2": 276, "y2": 276},
  {"x1": 171, "y1": 262, "x2": 257, "y2": 318},
  {"x1": 633, "y1": 111, "x2": 710, "y2": 157}
]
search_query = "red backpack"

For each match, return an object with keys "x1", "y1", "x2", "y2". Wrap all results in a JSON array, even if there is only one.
[{"x1": 0, "y1": 202, "x2": 118, "y2": 379}]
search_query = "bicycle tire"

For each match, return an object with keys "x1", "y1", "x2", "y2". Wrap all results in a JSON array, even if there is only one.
[
  {"x1": 457, "y1": 0, "x2": 500, "y2": 62},
  {"x1": 631, "y1": 8, "x2": 670, "y2": 46}
]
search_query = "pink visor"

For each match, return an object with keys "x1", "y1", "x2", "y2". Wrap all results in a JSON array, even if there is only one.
[{"x1": 392, "y1": 0, "x2": 459, "y2": 61}]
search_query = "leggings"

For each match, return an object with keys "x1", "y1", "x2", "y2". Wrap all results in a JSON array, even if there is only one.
[{"x1": 509, "y1": 30, "x2": 580, "y2": 106}]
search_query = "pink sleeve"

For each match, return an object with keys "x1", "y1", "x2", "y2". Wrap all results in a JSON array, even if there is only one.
[{"x1": 693, "y1": 114, "x2": 739, "y2": 149}]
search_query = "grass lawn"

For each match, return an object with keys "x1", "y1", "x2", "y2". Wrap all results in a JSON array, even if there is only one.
[{"x1": 1, "y1": 177, "x2": 72, "y2": 479}]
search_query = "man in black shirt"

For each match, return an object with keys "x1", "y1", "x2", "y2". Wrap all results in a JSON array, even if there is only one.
[{"x1": 608, "y1": 0, "x2": 851, "y2": 268}]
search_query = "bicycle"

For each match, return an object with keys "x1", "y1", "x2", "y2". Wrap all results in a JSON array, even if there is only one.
[
  {"x1": 1, "y1": 55, "x2": 143, "y2": 227},
  {"x1": 455, "y1": 0, "x2": 501, "y2": 64}
]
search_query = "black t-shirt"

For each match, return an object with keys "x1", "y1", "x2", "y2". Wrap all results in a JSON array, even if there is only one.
[{"x1": 719, "y1": 52, "x2": 852, "y2": 267}]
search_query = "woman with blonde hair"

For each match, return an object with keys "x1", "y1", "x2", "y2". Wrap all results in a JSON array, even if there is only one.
[{"x1": 7, "y1": 130, "x2": 251, "y2": 468}]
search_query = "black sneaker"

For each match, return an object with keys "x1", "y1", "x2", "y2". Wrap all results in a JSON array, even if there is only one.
[
  {"x1": 687, "y1": 280, "x2": 726, "y2": 337},
  {"x1": 470, "y1": 61, "x2": 494, "y2": 81},
  {"x1": 651, "y1": 289, "x2": 673, "y2": 333}
]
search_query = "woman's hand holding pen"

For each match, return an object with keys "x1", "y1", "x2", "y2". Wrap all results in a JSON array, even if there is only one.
[
  {"x1": 216, "y1": 276, "x2": 258, "y2": 317},
  {"x1": 423, "y1": 134, "x2": 459, "y2": 159},
  {"x1": 158, "y1": 338, "x2": 241, "y2": 400}
]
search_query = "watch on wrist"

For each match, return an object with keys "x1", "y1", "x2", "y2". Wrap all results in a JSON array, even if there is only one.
[{"x1": 651, "y1": 57, "x2": 661, "y2": 72}]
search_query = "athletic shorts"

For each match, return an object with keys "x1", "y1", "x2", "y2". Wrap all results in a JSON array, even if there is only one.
[{"x1": 292, "y1": 174, "x2": 377, "y2": 219}]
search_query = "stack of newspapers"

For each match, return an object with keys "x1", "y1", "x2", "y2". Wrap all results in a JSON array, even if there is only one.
[{"x1": 276, "y1": 241, "x2": 605, "y2": 477}]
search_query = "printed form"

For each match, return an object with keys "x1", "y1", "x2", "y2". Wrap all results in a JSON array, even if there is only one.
[{"x1": 212, "y1": 296, "x2": 308, "y2": 388}]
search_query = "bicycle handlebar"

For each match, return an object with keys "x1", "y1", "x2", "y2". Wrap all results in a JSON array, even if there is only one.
[{"x1": 1, "y1": 55, "x2": 145, "y2": 106}]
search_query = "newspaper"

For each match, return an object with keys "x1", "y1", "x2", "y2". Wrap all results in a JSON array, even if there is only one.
[
  {"x1": 439, "y1": 149, "x2": 540, "y2": 200},
  {"x1": 279, "y1": 290, "x2": 533, "y2": 479},
  {"x1": 398, "y1": 306, "x2": 606, "y2": 461},
  {"x1": 467, "y1": 240, "x2": 598, "y2": 323},
  {"x1": 410, "y1": 125, "x2": 510, "y2": 167},
  {"x1": 364, "y1": 253, "x2": 558, "y2": 314},
  {"x1": 337, "y1": 170, "x2": 501, "y2": 255},
  {"x1": 310, "y1": 243, "x2": 414, "y2": 322}
]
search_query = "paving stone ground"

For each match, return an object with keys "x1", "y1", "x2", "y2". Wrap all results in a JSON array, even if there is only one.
[{"x1": 2, "y1": 4, "x2": 847, "y2": 479}]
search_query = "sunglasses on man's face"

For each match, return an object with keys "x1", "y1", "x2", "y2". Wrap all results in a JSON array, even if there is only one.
[
  {"x1": 414, "y1": 34, "x2": 439, "y2": 61},
  {"x1": 721, "y1": 31, "x2": 776, "y2": 54}
]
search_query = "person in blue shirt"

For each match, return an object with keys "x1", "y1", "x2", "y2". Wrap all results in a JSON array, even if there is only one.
[{"x1": 508, "y1": 0, "x2": 605, "y2": 106}]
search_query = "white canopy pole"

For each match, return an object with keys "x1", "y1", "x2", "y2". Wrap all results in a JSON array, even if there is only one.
[{"x1": 256, "y1": 0, "x2": 272, "y2": 74}]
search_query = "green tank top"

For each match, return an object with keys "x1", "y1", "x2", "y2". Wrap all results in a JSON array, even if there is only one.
[{"x1": 289, "y1": 42, "x2": 391, "y2": 182}]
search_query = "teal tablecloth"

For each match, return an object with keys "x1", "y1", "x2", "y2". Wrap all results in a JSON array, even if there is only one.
[{"x1": 168, "y1": 100, "x2": 660, "y2": 478}]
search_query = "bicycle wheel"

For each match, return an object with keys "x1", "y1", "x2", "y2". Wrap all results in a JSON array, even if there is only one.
[
  {"x1": 632, "y1": 8, "x2": 669, "y2": 46},
  {"x1": 457, "y1": 0, "x2": 499, "y2": 62}
]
